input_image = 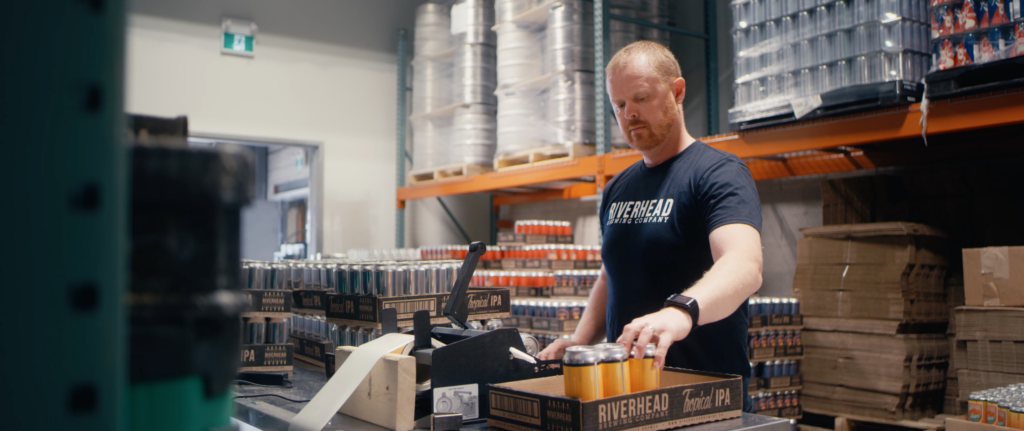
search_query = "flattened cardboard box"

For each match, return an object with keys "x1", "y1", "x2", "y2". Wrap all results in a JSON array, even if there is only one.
[
  {"x1": 241, "y1": 289, "x2": 292, "y2": 318},
  {"x1": 796, "y1": 236, "x2": 947, "y2": 266},
  {"x1": 486, "y1": 368, "x2": 742, "y2": 431},
  {"x1": 793, "y1": 263, "x2": 946, "y2": 293},
  {"x1": 965, "y1": 340, "x2": 1024, "y2": 374},
  {"x1": 956, "y1": 369, "x2": 1024, "y2": 400},
  {"x1": 239, "y1": 343, "x2": 294, "y2": 373},
  {"x1": 963, "y1": 246, "x2": 1024, "y2": 306},
  {"x1": 954, "y1": 306, "x2": 1024, "y2": 341},
  {"x1": 802, "y1": 331, "x2": 948, "y2": 359},
  {"x1": 324, "y1": 288, "x2": 510, "y2": 328},
  {"x1": 798, "y1": 289, "x2": 947, "y2": 322}
]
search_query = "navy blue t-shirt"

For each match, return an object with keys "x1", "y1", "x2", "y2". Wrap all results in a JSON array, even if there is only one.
[{"x1": 599, "y1": 141, "x2": 761, "y2": 408}]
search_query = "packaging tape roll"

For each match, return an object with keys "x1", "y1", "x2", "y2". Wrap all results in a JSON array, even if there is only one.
[{"x1": 289, "y1": 333, "x2": 416, "y2": 431}]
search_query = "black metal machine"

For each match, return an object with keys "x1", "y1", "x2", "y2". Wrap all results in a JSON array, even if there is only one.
[{"x1": 382, "y1": 241, "x2": 562, "y2": 422}]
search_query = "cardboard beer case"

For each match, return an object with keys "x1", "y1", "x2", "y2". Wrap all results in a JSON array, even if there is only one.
[{"x1": 486, "y1": 368, "x2": 743, "y2": 431}]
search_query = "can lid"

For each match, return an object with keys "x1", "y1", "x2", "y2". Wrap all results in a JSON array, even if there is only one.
[
  {"x1": 595, "y1": 343, "x2": 629, "y2": 362},
  {"x1": 563, "y1": 345, "x2": 601, "y2": 365}
]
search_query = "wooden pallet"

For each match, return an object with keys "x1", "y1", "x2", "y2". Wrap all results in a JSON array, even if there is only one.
[
  {"x1": 803, "y1": 408, "x2": 948, "y2": 431},
  {"x1": 407, "y1": 162, "x2": 493, "y2": 184},
  {"x1": 493, "y1": 142, "x2": 595, "y2": 171}
]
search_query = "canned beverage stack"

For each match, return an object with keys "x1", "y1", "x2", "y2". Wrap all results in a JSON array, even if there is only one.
[
  {"x1": 496, "y1": 244, "x2": 602, "y2": 260},
  {"x1": 513, "y1": 220, "x2": 574, "y2": 236},
  {"x1": 562, "y1": 341, "x2": 664, "y2": 401},
  {"x1": 752, "y1": 359, "x2": 801, "y2": 378},
  {"x1": 511, "y1": 299, "x2": 587, "y2": 319},
  {"x1": 929, "y1": 0, "x2": 1024, "y2": 71},
  {"x1": 747, "y1": 297, "x2": 801, "y2": 315},
  {"x1": 968, "y1": 384, "x2": 1024, "y2": 427},
  {"x1": 753, "y1": 390, "x2": 801, "y2": 411},
  {"x1": 748, "y1": 329, "x2": 803, "y2": 348},
  {"x1": 729, "y1": 0, "x2": 934, "y2": 125}
]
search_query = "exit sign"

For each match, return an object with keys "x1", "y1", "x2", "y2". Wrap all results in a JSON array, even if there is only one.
[
  {"x1": 221, "y1": 18, "x2": 256, "y2": 58},
  {"x1": 223, "y1": 33, "x2": 253, "y2": 55}
]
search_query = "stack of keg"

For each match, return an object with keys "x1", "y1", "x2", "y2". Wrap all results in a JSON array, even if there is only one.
[
  {"x1": 452, "y1": 0, "x2": 498, "y2": 166},
  {"x1": 545, "y1": 0, "x2": 596, "y2": 145},
  {"x1": 412, "y1": 2, "x2": 454, "y2": 170},
  {"x1": 495, "y1": 0, "x2": 546, "y2": 157}
]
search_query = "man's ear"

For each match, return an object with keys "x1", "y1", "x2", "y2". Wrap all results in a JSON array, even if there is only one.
[{"x1": 674, "y1": 77, "x2": 686, "y2": 104}]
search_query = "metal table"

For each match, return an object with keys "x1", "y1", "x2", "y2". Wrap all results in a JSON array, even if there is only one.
[{"x1": 233, "y1": 361, "x2": 793, "y2": 431}]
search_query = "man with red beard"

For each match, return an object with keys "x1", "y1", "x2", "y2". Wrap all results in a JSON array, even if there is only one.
[{"x1": 538, "y1": 41, "x2": 763, "y2": 411}]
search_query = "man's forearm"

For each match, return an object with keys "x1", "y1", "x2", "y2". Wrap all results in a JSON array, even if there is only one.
[
  {"x1": 682, "y1": 252, "x2": 762, "y2": 326},
  {"x1": 571, "y1": 266, "x2": 609, "y2": 344}
]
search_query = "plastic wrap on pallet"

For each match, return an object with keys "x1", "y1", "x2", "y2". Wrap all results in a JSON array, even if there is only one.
[
  {"x1": 415, "y1": 2, "x2": 453, "y2": 57},
  {"x1": 412, "y1": 116, "x2": 454, "y2": 170},
  {"x1": 546, "y1": 71, "x2": 596, "y2": 145},
  {"x1": 728, "y1": 0, "x2": 935, "y2": 125},
  {"x1": 453, "y1": 103, "x2": 497, "y2": 165},
  {"x1": 412, "y1": 58, "x2": 453, "y2": 115},
  {"x1": 497, "y1": 24, "x2": 546, "y2": 89},
  {"x1": 610, "y1": 8, "x2": 642, "y2": 54},
  {"x1": 546, "y1": 0, "x2": 595, "y2": 73},
  {"x1": 927, "y1": 0, "x2": 1024, "y2": 72},
  {"x1": 497, "y1": 86, "x2": 547, "y2": 156},
  {"x1": 453, "y1": 38, "x2": 498, "y2": 105},
  {"x1": 459, "y1": 0, "x2": 497, "y2": 46},
  {"x1": 496, "y1": 0, "x2": 538, "y2": 25}
]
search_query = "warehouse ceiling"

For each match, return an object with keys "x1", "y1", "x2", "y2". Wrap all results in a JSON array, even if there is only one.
[{"x1": 130, "y1": 0, "x2": 429, "y2": 55}]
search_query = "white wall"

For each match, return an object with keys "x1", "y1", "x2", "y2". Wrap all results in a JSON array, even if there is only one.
[{"x1": 125, "y1": 14, "x2": 399, "y2": 253}]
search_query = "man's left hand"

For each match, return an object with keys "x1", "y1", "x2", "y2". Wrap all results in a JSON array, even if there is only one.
[{"x1": 616, "y1": 306, "x2": 693, "y2": 370}]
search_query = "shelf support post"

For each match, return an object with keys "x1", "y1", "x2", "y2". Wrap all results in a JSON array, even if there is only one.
[
  {"x1": 396, "y1": 28, "x2": 408, "y2": 248},
  {"x1": 704, "y1": 0, "x2": 720, "y2": 135}
]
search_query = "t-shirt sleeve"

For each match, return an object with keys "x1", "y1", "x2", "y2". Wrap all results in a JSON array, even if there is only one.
[{"x1": 697, "y1": 157, "x2": 762, "y2": 235}]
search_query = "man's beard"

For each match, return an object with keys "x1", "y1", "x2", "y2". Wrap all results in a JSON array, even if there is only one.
[{"x1": 620, "y1": 99, "x2": 678, "y2": 152}]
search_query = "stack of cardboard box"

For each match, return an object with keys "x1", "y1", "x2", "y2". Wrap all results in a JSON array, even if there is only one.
[
  {"x1": 794, "y1": 222, "x2": 950, "y2": 421},
  {"x1": 951, "y1": 246, "x2": 1024, "y2": 416}
]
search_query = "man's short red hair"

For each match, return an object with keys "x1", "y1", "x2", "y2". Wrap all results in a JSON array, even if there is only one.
[{"x1": 605, "y1": 40, "x2": 682, "y2": 88}]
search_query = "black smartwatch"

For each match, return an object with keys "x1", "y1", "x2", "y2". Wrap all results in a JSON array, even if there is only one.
[{"x1": 665, "y1": 294, "x2": 700, "y2": 327}]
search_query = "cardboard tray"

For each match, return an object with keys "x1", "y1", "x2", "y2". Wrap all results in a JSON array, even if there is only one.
[
  {"x1": 241, "y1": 289, "x2": 292, "y2": 318},
  {"x1": 324, "y1": 288, "x2": 510, "y2": 329},
  {"x1": 292, "y1": 290, "x2": 328, "y2": 315},
  {"x1": 239, "y1": 343, "x2": 294, "y2": 373},
  {"x1": 486, "y1": 368, "x2": 743, "y2": 431},
  {"x1": 290, "y1": 334, "x2": 333, "y2": 368}
]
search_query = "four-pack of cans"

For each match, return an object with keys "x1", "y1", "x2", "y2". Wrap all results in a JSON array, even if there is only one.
[
  {"x1": 748, "y1": 329, "x2": 804, "y2": 349},
  {"x1": 753, "y1": 390, "x2": 802, "y2": 411},
  {"x1": 930, "y1": 0, "x2": 1024, "y2": 69}
]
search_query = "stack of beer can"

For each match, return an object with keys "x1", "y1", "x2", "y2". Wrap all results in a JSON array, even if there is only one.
[
  {"x1": 243, "y1": 316, "x2": 290, "y2": 345},
  {"x1": 967, "y1": 384, "x2": 1024, "y2": 427},
  {"x1": 242, "y1": 259, "x2": 465, "y2": 297},
  {"x1": 752, "y1": 359, "x2": 801, "y2": 379},
  {"x1": 748, "y1": 296, "x2": 801, "y2": 315},
  {"x1": 511, "y1": 299, "x2": 588, "y2": 319},
  {"x1": 562, "y1": 343, "x2": 660, "y2": 401},
  {"x1": 513, "y1": 220, "x2": 574, "y2": 235},
  {"x1": 748, "y1": 329, "x2": 804, "y2": 349},
  {"x1": 752, "y1": 390, "x2": 802, "y2": 411}
]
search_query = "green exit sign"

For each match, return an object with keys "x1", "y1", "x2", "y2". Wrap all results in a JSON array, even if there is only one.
[
  {"x1": 223, "y1": 33, "x2": 253, "y2": 55},
  {"x1": 221, "y1": 18, "x2": 256, "y2": 58}
]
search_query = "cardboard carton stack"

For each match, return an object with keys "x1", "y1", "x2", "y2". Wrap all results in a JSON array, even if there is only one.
[
  {"x1": 794, "y1": 222, "x2": 950, "y2": 421},
  {"x1": 951, "y1": 246, "x2": 1024, "y2": 416}
]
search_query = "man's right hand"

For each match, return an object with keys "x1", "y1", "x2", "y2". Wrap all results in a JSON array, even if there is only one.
[{"x1": 537, "y1": 338, "x2": 583, "y2": 361}]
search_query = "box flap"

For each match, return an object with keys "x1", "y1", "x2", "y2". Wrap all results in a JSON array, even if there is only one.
[{"x1": 800, "y1": 222, "x2": 947, "y2": 238}]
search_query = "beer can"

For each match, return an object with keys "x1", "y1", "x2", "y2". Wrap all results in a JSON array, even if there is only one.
[
  {"x1": 485, "y1": 318, "x2": 503, "y2": 331},
  {"x1": 360, "y1": 264, "x2": 374, "y2": 295},
  {"x1": 628, "y1": 343, "x2": 659, "y2": 393},
  {"x1": 328, "y1": 323, "x2": 339, "y2": 347},
  {"x1": 358, "y1": 327, "x2": 373, "y2": 346},
  {"x1": 266, "y1": 317, "x2": 289, "y2": 344},
  {"x1": 999, "y1": 399, "x2": 1012, "y2": 426},
  {"x1": 244, "y1": 318, "x2": 266, "y2": 344},
  {"x1": 336, "y1": 264, "x2": 350, "y2": 294},
  {"x1": 563, "y1": 346, "x2": 602, "y2": 401},
  {"x1": 394, "y1": 264, "x2": 409, "y2": 296},
  {"x1": 520, "y1": 334, "x2": 540, "y2": 356},
  {"x1": 320, "y1": 264, "x2": 331, "y2": 291},
  {"x1": 380, "y1": 265, "x2": 397, "y2": 297},
  {"x1": 596, "y1": 343, "x2": 631, "y2": 398}
]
